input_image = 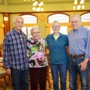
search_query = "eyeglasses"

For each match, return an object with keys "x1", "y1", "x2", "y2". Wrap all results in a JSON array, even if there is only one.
[
  {"x1": 52, "y1": 26, "x2": 60, "y2": 28},
  {"x1": 71, "y1": 21, "x2": 79, "y2": 23},
  {"x1": 32, "y1": 32, "x2": 40, "y2": 34}
]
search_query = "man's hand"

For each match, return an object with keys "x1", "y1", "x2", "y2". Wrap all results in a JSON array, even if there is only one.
[
  {"x1": 6, "y1": 68, "x2": 11, "y2": 75},
  {"x1": 78, "y1": 58, "x2": 89, "y2": 71}
]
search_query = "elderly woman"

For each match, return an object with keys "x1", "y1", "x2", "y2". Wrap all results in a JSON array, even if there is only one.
[
  {"x1": 46, "y1": 21, "x2": 68, "y2": 90},
  {"x1": 27, "y1": 26, "x2": 48, "y2": 90}
]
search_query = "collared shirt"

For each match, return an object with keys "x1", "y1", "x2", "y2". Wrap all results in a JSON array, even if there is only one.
[
  {"x1": 27, "y1": 38, "x2": 48, "y2": 68},
  {"x1": 3, "y1": 29, "x2": 29, "y2": 70},
  {"x1": 68, "y1": 26, "x2": 90, "y2": 58},
  {"x1": 54, "y1": 35, "x2": 59, "y2": 41},
  {"x1": 46, "y1": 33, "x2": 68, "y2": 64}
]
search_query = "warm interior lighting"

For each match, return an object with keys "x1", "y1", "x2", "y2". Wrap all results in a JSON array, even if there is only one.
[
  {"x1": 33, "y1": 1, "x2": 38, "y2": 6},
  {"x1": 82, "y1": 5, "x2": 85, "y2": 9},
  {"x1": 23, "y1": 0, "x2": 44, "y2": 11},
  {"x1": 80, "y1": 0, "x2": 84, "y2": 4},
  {"x1": 4, "y1": 17, "x2": 8, "y2": 21},
  {"x1": 73, "y1": 0, "x2": 85, "y2": 10},
  {"x1": 74, "y1": 0, "x2": 78, "y2": 5},
  {"x1": 33, "y1": 7, "x2": 36, "y2": 10},
  {"x1": 77, "y1": 5, "x2": 81, "y2": 10},
  {"x1": 41, "y1": 8, "x2": 44, "y2": 11},
  {"x1": 73, "y1": 6, "x2": 76, "y2": 10},
  {"x1": 24, "y1": 0, "x2": 30, "y2": 1},
  {"x1": 32, "y1": 0, "x2": 44, "y2": 11}
]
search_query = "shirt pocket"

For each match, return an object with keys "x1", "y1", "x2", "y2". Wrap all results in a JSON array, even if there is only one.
[{"x1": 77, "y1": 37, "x2": 85, "y2": 49}]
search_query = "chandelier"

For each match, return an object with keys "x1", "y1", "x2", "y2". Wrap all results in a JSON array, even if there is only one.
[
  {"x1": 23, "y1": 0, "x2": 44, "y2": 11},
  {"x1": 32, "y1": 0, "x2": 44, "y2": 11},
  {"x1": 73, "y1": 0, "x2": 85, "y2": 10}
]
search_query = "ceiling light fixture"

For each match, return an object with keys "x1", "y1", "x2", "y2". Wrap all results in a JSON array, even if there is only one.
[
  {"x1": 32, "y1": 0, "x2": 44, "y2": 11},
  {"x1": 73, "y1": 0, "x2": 85, "y2": 10}
]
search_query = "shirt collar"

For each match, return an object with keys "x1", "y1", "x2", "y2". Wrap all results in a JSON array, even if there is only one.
[
  {"x1": 51, "y1": 33, "x2": 63, "y2": 38},
  {"x1": 13, "y1": 29, "x2": 23, "y2": 35},
  {"x1": 73, "y1": 26, "x2": 82, "y2": 32}
]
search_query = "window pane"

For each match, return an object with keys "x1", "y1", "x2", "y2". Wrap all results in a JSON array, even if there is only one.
[
  {"x1": 22, "y1": 27, "x2": 33, "y2": 39},
  {"x1": 21, "y1": 15, "x2": 37, "y2": 38},
  {"x1": 28, "y1": 27, "x2": 32, "y2": 39},
  {"x1": 21, "y1": 15, "x2": 37, "y2": 24},
  {"x1": 48, "y1": 14, "x2": 69, "y2": 35},
  {"x1": 81, "y1": 13, "x2": 90, "y2": 22},
  {"x1": 48, "y1": 14, "x2": 69, "y2": 23},
  {"x1": 51, "y1": 26, "x2": 67, "y2": 35},
  {"x1": 22, "y1": 27, "x2": 26, "y2": 35}
]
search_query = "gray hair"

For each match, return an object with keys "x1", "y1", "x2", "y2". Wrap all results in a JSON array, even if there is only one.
[
  {"x1": 13, "y1": 16, "x2": 24, "y2": 23},
  {"x1": 71, "y1": 14, "x2": 82, "y2": 22},
  {"x1": 30, "y1": 26, "x2": 40, "y2": 34}
]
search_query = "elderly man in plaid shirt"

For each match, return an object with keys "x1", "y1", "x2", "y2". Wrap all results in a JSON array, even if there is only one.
[{"x1": 3, "y1": 16, "x2": 29, "y2": 90}]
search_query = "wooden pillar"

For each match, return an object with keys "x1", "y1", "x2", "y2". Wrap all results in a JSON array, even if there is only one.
[
  {"x1": 0, "y1": 24, "x2": 5, "y2": 43},
  {"x1": 3, "y1": 13, "x2": 10, "y2": 35}
]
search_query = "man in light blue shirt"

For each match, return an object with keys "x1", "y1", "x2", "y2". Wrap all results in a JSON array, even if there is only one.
[{"x1": 68, "y1": 14, "x2": 90, "y2": 90}]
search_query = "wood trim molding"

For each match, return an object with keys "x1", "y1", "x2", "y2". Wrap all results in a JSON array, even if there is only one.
[{"x1": 3, "y1": 13, "x2": 10, "y2": 35}]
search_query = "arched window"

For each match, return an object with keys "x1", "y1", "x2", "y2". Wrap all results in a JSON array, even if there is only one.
[
  {"x1": 48, "y1": 14, "x2": 69, "y2": 23},
  {"x1": 21, "y1": 15, "x2": 37, "y2": 38},
  {"x1": 21, "y1": 15, "x2": 37, "y2": 24},
  {"x1": 81, "y1": 13, "x2": 90, "y2": 22},
  {"x1": 48, "y1": 14, "x2": 69, "y2": 35},
  {"x1": 81, "y1": 13, "x2": 90, "y2": 30}
]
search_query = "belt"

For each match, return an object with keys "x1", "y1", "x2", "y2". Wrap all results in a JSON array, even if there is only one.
[{"x1": 70, "y1": 54, "x2": 85, "y2": 58}]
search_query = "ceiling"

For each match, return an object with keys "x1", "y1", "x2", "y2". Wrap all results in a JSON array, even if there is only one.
[
  {"x1": 7, "y1": 0, "x2": 90, "y2": 5},
  {"x1": 0, "y1": 0, "x2": 90, "y2": 12}
]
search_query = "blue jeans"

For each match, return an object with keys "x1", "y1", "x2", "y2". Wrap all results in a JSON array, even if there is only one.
[
  {"x1": 11, "y1": 68, "x2": 29, "y2": 90},
  {"x1": 68, "y1": 56, "x2": 89, "y2": 90},
  {"x1": 50, "y1": 64, "x2": 67, "y2": 90}
]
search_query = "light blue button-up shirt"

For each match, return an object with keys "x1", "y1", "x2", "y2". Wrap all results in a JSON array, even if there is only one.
[{"x1": 68, "y1": 26, "x2": 90, "y2": 58}]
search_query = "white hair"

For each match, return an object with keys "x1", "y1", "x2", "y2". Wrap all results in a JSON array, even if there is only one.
[
  {"x1": 13, "y1": 16, "x2": 24, "y2": 23},
  {"x1": 30, "y1": 26, "x2": 40, "y2": 34},
  {"x1": 71, "y1": 14, "x2": 82, "y2": 22}
]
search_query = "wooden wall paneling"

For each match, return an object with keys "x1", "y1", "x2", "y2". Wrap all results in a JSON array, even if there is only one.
[{"x1": 3, "y1": 13, "x2": 10, "y2": 35}]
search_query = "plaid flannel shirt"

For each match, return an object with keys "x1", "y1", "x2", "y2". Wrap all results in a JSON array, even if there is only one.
[{"x1": 3, "y1": 29, "x2": 29, "y2": 70}]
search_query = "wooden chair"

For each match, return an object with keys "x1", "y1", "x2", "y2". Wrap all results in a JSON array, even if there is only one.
[
  {"x1": 0, "y1": 57, "x2": 7, "y2": 89},
  {"x1": 0, "y1": 68, "x2": 6, "y2": 87},
  {"x1": 0, "y1": 57, "x2": 11, "y2": 89}
]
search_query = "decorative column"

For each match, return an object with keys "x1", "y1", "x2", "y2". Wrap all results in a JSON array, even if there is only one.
[{"x1": 3, "y1": 13, "x2": 10, "y2": 35}]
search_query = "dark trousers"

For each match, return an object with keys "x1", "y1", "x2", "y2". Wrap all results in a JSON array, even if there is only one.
[
  {"x1": 11, "y1": 68, "x2": 29, "y2": 90},
  {"x1": 29, "y1": 67, "x2": 47, "y2": 90}
]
